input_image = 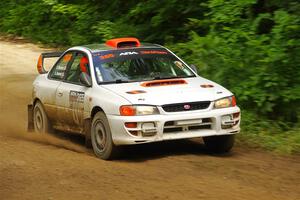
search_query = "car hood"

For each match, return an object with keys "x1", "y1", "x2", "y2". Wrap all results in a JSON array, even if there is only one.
[{"x1": 100, "y1": 77, "x2": 233, "y2": 105}]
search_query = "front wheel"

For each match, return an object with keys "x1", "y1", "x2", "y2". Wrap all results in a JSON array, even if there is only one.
[
  {"x1": 91, "y1": 112, "x2": 120, "y2": 160},
  {"x1": 203, "y1": 135, "x2": 235, "y2": 153}
]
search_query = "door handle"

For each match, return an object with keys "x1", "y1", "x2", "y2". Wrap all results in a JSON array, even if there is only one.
[{"x1": 57, "y1": 91, "x2": 63, "y2": 97}]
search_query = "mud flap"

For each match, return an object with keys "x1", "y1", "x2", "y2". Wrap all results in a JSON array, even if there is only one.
[
  {"x1": 27, "y1": 104, "x2": 34, "y2": 132},
  {"x1": 84, "y1": 118, "x2": 92, "y2": 148}
]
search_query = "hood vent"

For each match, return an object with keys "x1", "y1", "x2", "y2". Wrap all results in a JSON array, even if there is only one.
[
  {"x1": 126, "y1": 90, "x2": 146, "y2": 94},
  {"x1": 141, "y1": 79, "x2": 187, "y2": 87}
]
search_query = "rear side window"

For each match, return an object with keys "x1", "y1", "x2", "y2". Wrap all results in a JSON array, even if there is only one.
[{"x1": 49, "y1": 53, "x2": 73, "y2": 80}]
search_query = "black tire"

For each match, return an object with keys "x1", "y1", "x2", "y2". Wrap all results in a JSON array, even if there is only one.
[
  {"x1": 33, "y1": 101, "x2": 51, "y2": 133},
  {"x1": 91, "y1": 112, "x2": 120, "y2": 160},
  {"x1": 203, "y1": 134, "x2": 235, "y2": 153}
]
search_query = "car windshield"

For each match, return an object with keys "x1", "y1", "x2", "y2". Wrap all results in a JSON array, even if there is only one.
[{"x1": 92, "y1": 48, "x2": 195, "y2": 84}]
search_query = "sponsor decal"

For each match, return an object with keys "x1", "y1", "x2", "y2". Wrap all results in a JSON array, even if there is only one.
[
  {"x1": 100, "y1": 53, "x2": 115, "y2": 60},
  {"x1": 119, "y1": 52, "x2": 139, "y2": 56},
  {"x1": 69, "y1": 90, "x2": 85, "y2": 125},
  {"x1": 53, "y1": 71, "x2": 64, "y2": 78},
  {"x1": 140, "y1": 50, "x2": 168, "y2": 55},
  {"x1": 69, "y1": 91, "x2": 84, "y2": 104}
]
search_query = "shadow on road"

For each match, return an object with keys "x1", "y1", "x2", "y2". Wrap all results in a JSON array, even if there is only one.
[{"x1": 50, "y1": 130, "x2": 234, "y2": 161}]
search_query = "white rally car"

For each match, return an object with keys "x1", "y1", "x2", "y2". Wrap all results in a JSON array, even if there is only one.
[{"x1": 28, "y1": 37, "x2": 241, "y2": 160}]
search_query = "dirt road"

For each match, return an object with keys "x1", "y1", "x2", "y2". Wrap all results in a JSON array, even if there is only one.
[{"x1": 0, "y1": 39, "x2": 299, "y2": 200}]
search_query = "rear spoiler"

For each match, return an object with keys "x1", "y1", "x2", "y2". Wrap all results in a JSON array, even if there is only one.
[{"x1": 37, "y1": 51, "x2": 64, "y2": 74}]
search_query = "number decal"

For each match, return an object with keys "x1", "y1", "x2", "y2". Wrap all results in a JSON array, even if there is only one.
[{"x1": 69, "y1": 90, "x2": 85, "y2": 125}]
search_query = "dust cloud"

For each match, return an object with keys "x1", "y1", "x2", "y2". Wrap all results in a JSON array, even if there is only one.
[
  {"x1": 0, "y1": 50, "x2": 88, "y2": 154},
  {"x1": 1, "y1": 126, "x2": 88, "y2": 154}
]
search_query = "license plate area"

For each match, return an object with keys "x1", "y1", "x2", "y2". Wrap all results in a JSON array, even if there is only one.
[{"x1": 175, "y1": 119, "x2": 203, "y2": 126}]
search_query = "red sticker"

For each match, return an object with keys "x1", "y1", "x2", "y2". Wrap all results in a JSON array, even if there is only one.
[
  {"x1": 100, "y1": 54, "x2": 115, "y2": 60},
  {"x1": 63, "y1": 54, "x2": 73, "y2": 62}
]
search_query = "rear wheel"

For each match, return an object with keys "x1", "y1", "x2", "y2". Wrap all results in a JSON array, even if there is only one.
[
  {"x1": 203, "y1": 135, "x2": 235, "y2": 153},
  {"x1": 91, "y1": 112, "x2": 120, "y2": 160},
  {"x1": 33, "y1": 101, "x2": 51, "y2": 133}
]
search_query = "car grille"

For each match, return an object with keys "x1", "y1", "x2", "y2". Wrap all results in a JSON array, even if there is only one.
[
  {"x1": 162, "y1": 101, "x2": 211, "y2": 112},
  {"x1": 163, "y1": 118, "x2": 212, "y2": 133}
]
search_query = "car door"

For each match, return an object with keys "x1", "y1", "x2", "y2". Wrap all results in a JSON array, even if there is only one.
[
  {"x1": 43, "y1": 52, "x2": 73, "y2": 121},
  {"x1": 55, "y1": 51, "x2": 92, "y2": 132}
]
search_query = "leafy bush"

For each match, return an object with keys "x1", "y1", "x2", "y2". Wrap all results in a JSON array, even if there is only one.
[
  {"x1": 171, "y1": 0, "x2": 300, "y2": 123},
  {"x1": 239, "y1": 111, "x2": 300, "y2": 154}
]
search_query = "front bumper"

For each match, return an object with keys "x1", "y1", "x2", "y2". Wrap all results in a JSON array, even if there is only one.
[{"x1": 107, "y1": 106, "x2": 241, "y2": 145}]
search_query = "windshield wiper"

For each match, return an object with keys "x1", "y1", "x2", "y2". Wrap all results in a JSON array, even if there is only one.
[
  {"x1": 99, "y1": 79, "x2": 130, "y2": 84},
  {"x1": 152, "y1": 75, "x2": 195, "y2": 80}
]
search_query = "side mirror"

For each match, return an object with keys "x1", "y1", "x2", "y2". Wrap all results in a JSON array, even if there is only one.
[
  {"x1": 190, "y1": 64, "x2": 198, "y2": 74},
  {"x1": 79, "y1": 72, "x2": 92, "y2": 87}
]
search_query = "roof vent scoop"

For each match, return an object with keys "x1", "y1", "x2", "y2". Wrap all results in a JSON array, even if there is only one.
[{"x1": 106, "y1": 37, "x2": 141, "y2": 48}]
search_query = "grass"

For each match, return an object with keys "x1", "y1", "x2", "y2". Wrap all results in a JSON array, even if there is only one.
[{"x1": 237, "y1": 111, "x2": 300, "y2": 154}]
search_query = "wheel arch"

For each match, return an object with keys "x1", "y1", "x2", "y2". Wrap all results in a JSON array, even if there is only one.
[
  {"x1": 91, "y1": 106, "x2": 105, "y2": 119},
  {"x1": 32, "y1": 98, "x2": 52, "y2": 124},
  {"x1": 33, "y1": 97, "x2": 42, "y2": 106}
]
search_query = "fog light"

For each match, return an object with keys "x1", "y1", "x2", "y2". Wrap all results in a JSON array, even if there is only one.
[
  {"x1": 233, "y1": 112, "x2": 240, "y2": 118},
  {"x1": 141, "y1": 122, "x2": 157, "y2": 137},
  {"x1": 125, "y1": 122, "x2": 137, "y2": 128},
  {"x1": 221, "y1": 115, "x2": 234, "y2": 129},
  {"x1": 221, "y1": 115, "x2": 234, "y2": 125}
]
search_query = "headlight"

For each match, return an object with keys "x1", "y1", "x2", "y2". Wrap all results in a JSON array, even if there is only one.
[
  {"x1": 120, "y1": 105, "x2": 159, "y2": 116},
  {"x1": 214, "y1": 96, "x2": 236, "y2": 109}
]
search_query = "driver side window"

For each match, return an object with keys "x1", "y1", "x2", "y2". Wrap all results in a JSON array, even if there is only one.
[{"x1": 65, "y1": 52, "x2": 90, "y2": 85}]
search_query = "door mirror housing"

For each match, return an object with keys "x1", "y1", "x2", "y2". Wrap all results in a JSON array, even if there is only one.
[
  {"x1": 190, "y1": 64, "x2": 198, "y2": 74},
  {"x1": 79, "y1": 72, "x2": 92, "y2": 87}
]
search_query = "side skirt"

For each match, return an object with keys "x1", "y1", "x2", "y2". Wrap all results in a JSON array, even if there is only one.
[
  {"x1": 84, "y1": 118, "x2": 92, "y2": 148},
  {"x1": 43, "y1": 117, "x2": 91, "y2": 148}
]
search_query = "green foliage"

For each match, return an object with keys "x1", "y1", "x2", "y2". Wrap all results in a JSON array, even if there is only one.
[
  {"x1": 171, "y1": 0, "x2": 300, "y2": 123},
  {"x1": 239, "y1": 111, "x2": 300, "y2": 154},
  {"x1": 0, "y1": 0, "x2": 207, "y2": 44},
  {"x1": 0, "y1": 0, "x2": 299, "y2": 153}
]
